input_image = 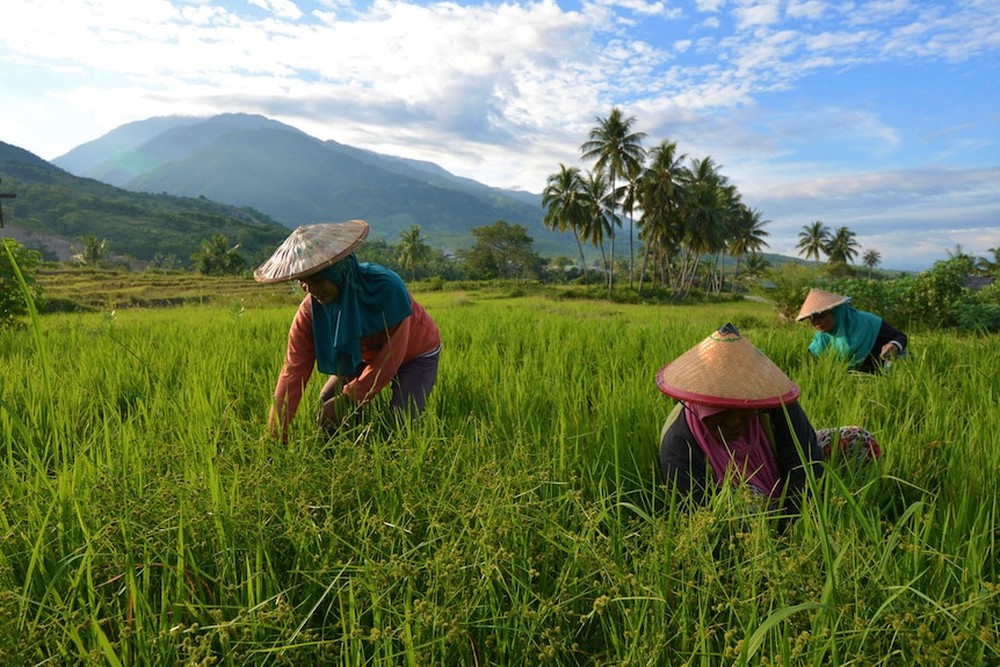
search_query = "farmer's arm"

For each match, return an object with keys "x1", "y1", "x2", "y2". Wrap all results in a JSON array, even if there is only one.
[
  {"x1": 660, "y1": 409, "x2": 708, "y2": 506},
  {"x1": 344, "y1": 317, "x2": 411, "y2": 406},
  {"x1": 269, "y1": 297, "x2": 315, "y2": 440},
  {"x1": 876, "y1": 321, "x2": 907, "y2": 359}
]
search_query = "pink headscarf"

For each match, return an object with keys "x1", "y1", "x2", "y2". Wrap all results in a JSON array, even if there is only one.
[{"x1": 684, "y1": 402, "x2": 780, "y2": 497}]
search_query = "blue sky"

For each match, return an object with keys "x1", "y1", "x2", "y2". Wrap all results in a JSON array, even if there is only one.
[{"x1": 1, "y1": 0, "x2": 997, "y2": 271}]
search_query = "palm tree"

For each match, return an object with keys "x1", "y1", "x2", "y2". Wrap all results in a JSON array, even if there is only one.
[
  {"x1": 636, "y1": 140, "x2": 687, "y2": 294},
  {"x1": 678, "y1": 157, "x2": 730, "y2": 295},
  {"x1": 580, "y1": 107, "x2": 647, "y2": 295},
  {"x1": 825, "y1": 226, "x2": 860, "y2": 265},
  {"x1": 796, "y1": 221, "x2": 830, "y2": 262},
  {"x1": 72, "y1": 235, "x2": 108, "y2": 267},
  {"x1": 579, "y1": 170, "x2": 616, "y2": 285},
  {"x1": 977, "y1": 246, "x2": 1000, "y2": 276},
  {"x1": 542, "y1": 164, "x2": 590, "y2": 284},
  {"x1": 728, "y1": 205, "x2": 770, "y2": 292},
  {"x1": 396, "y1": 225, "x2": 432, "y2": 281},
  {"x1": 192, "y1": 234, "x2": 245, "y2": 275},
  {"x1": 861, "y1": 248, "x2": 882, "y2": 279},
  {"x1": 743, "y1": 252, "x2": 770, "y2": 281},
  {"x1": 620, "y1": 158, "x2": 645, "y2": 289}
]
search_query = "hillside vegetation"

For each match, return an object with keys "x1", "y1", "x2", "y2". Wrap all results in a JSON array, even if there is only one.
[{"x1": 0, "y1": 141, "x2": 292, "y2": 267}]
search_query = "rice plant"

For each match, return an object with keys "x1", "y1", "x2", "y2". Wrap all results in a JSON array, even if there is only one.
[{"x1": 1, "y1": 287, "x2": 997, "y2": 665}]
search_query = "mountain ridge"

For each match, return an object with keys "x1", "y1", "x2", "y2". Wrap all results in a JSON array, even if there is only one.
[{"x1": 52, "y1": 113, "x2": 567, "y2": 254}]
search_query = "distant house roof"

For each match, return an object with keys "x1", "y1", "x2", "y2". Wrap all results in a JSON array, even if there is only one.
[{"x1": 964, "y1": 275, "x2": 994, "y2": 290}]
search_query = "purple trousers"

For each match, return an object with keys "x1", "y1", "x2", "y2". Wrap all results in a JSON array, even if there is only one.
[{"x1": 319, "y1": 349, "x2": 440, "y2": 431}]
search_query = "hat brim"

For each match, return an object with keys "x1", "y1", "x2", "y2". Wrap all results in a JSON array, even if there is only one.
[
  {"x1": 656, "y1": 324, "x2": 801, "y2": 408},
  {"x1": 656, "y1": 369, "x2": 800, "y2": 409},
  {"x1": 253, "y1": 220, "x2": 370, "y2": 284},
  {"x1": 796, "y1": 289, "x2": 850, "y2": 321}
]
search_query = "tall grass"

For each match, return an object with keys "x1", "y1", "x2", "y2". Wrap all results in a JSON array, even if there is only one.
[{"x1": 1, "y1": 288, "x2": 997, "y2": 665}]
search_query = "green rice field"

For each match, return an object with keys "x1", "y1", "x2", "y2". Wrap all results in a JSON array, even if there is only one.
[{"x1": 1, "y1": 287, "x2": 997, "y2": 665}]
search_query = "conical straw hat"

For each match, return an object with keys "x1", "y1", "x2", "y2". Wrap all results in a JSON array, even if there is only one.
[
  {"x1": 254, "y1": 220, "x2": 370, "y2": 284},
  {"x1": 795, "y1": 288, "x2": 850, "y2": 321},
  {"x1": 656, "y1": 323, "x2": 800, "y2": 408}
]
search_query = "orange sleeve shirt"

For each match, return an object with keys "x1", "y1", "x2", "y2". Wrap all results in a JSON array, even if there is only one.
[{"x1": 272, "y1": 293, "x2": 441, "y2": 429}]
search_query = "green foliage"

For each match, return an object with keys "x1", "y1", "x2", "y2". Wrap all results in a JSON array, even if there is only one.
[
  {"x1": 70, "y1": 234, "x2": 108, "y2": 266},
  {"x1": 0, "y1": 238, "x2": 42, "y2": 329},
  {"x1": 758, "y1": 262, "x2": 820, "y2": 321},
  {"x1": 0, "y1": 145, "x2": 291, "y2": 267},
  {"x1": 822, "y1": 275, "x2": 911, "y2": 328},
  {"x1": 905, "y1": 256, "x2": 975, "y2": 328},
  {"x1": 191, "y1": 234, "x2": 247, "y2": 276},
  {"x1": 458, "y1": 220, "x2": 545, "y2": 280}
]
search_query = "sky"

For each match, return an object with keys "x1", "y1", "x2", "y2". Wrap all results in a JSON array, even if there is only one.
[{"x1": 1, "y1": 0, "x2": 998, "y2": 271}]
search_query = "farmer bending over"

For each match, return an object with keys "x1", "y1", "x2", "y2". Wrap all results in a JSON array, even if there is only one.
[
  {"x1": 255, "y1": 220, "x2": 441, "y2": 442},
  {"x1": 657, "y1": 324, "x2": 880, "y2": 515},
  {"x1": 797, "y1": 288, "x2": 907, "y2": 374}
]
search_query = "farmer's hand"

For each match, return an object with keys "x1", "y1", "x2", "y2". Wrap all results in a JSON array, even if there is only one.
[
  {"x1": 268, "y1": 405, "x2": 288, "y2": 444},
  {"x1": 879, "y1": 342, "x2": 899, "y2": 360},
  {"x1": 318, "y1": 393, "x2": 352, "y2": 435}
]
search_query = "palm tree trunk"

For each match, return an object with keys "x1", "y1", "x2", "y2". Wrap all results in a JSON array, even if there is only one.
[
  {"x1": 608, "y1": 231, "x2": 615, "y2": 298},
  {"x1": 638, "y1": 238, "x2": 651, "y2": 296},
  {"x1": 628, "y1": 216, "x2": 634, "y2": 291},
  {"x1": 573, "y1": 228, "x2": 588, "y2": 285}
]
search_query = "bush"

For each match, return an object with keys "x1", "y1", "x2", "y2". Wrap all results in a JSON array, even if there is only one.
[
  {"x1": 824, "y1": 276, "x2": 913, "y2": 330},
  {"x1": 0, "y1": 239, "x2": 43, "y2": 329},
  {"x1": 903, "y1": 257, "x2": 972, "y2": 329},
  {"x1": 757, "y1": 263, "x2": 821, "y2": 321},
  {"x1": 955, "y1": 303, "x2": 1000, "y2": 333}
]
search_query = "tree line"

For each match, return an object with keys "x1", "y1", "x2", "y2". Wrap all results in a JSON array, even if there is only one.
[{"x1": 539, "y1": 107, "x2": 905, "y2": 297}]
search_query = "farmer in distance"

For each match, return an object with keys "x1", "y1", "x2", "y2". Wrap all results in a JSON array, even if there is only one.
[
  {"x1": 254, "y1": 220, "x2": 441, "y2": 442},
  {"x1": 657, "y1": 324, "x2": 880, "y2": 514},
  {"x1": 797, "y1": 288, "x2": 907, "y2": 374}
]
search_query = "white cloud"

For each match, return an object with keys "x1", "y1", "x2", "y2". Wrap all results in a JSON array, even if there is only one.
[
  {"x1": 732, "y1": 0, "x2": 782, "y2": 29},
  {"x1": 786, "y1": 0, "x2": 825, "y2": 21},
  {"x1": 0, "y1": 0, "x2": 997, "y2": 271}
]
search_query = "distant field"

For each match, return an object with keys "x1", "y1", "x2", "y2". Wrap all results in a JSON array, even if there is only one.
[
  {"x1": 35, "y1": 265, "x2": 300, "y2": 310},
  {"x1": 1, "y1": 287, "x2": 997, "y2": 664}
]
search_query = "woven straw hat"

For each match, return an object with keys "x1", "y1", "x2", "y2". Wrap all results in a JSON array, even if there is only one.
[
  {"x1": 254, "y1": 220, "x2": 370, "y2": 284},
  {"x1": 656, "y1": 323, "x2": 800, "y2": 408},
  {"x1": 795, "y1": 288, "x2": 850, "y2": 321}
]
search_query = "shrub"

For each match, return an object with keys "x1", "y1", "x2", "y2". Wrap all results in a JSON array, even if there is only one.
[
  {"x1": 903, "y1": 257, "x2": 971, "y2": 329},
  {"x1": 0, "y1": 239, "x2": 43, "y2": 329},
  {"x1": 757, "y1": 263, "x2": 821, "y2": 321}
]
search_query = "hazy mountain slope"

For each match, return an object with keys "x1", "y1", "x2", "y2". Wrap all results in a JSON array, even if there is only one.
[
  {"x1": 52, "y1": 116, "x2": 206, "y2": 184},
  {"x1": 0, "y1": 141, "x2": 289, "y2": 266},
  {"x1": 53, "y1": 114, "x2": 566, "y2": 254}
]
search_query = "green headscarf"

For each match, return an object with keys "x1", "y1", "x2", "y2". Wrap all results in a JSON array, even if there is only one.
[
  {"x1": 310, "y1": 255, "x2": 413, "y2": 376},
  {"x1": 808, "y1": 303, "x2": 882, "y2": 368}
]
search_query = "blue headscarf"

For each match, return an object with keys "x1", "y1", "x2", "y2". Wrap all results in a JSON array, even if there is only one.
[
  {"x1": 808, "y1": 304, "x2": 882, "y2": 368},
  {"x1": 309, "y1": 254, "x2": 413, "y2": 376}
]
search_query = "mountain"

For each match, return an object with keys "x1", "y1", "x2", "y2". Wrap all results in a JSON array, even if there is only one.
[
  {"x1": 0, "y1": 141, "x2": 290, "y2": 266},
  {"x1": 53, "y1": 113, "x2": 568, "y2": 255}
]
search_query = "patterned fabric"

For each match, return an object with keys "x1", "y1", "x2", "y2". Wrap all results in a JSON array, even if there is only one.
[{"x1": 816, "y1": 426, "x2": 881, "y2": 462}]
